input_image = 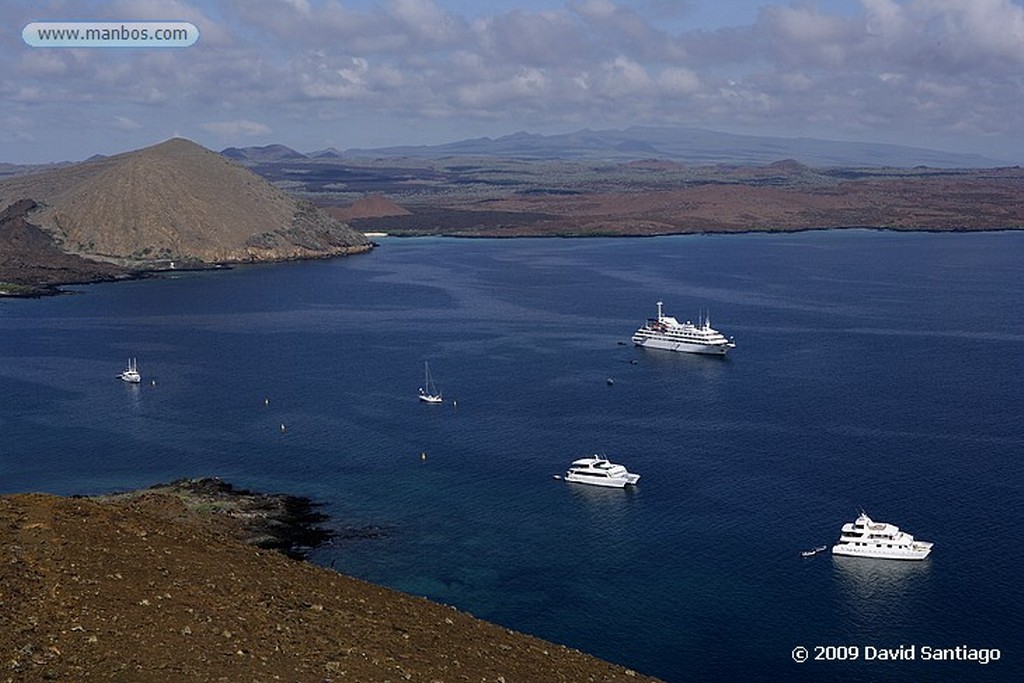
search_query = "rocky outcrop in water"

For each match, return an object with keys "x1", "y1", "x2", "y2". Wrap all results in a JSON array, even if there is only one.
[{"x1": 94, "y1": 478, "x2": 334, "y2": 560}]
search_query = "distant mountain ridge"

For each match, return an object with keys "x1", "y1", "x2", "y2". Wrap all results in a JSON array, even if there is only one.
[
  {"x1": 0, "y1": 138, "x2": 369, "y2": 268},
  {"x1": 340, "y1": 126, "x2": 1006, "y2": 168},
  {"x1": 213, "y1": 127, "x2": 1006, "y2": 168},
  {"x1": 221, "y1": 143, "x2": 307, "y2": 163}
]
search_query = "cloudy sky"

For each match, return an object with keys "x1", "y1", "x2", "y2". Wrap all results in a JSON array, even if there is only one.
[{"x1": 3, "y1": 0, "x2": 1024, "y2": 163}]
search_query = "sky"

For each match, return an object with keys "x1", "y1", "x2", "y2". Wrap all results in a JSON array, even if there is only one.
[{"x1": 3, "y1": 0, "x2": 1024, "y2": 164}]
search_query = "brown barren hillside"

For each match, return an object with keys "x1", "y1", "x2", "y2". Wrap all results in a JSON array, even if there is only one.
[
  {"x1": 0, "y1": 490, "x2": 660, "y2": 682},
  {"x1": 0, "y1": 138, "x2": 369, "y2": 266},
  {"x1": 0, "y1": 199, "x2": 131, "y2": 296},
  {"x1": 390, "y1": 169, "x2": 1024, "y2": 236},
  {"x1": 324, "y1": 193, "x2": 412, "y2": 222},
  {"x1": 304, "y1": 160, "x2": 1024, "y2": 236}
]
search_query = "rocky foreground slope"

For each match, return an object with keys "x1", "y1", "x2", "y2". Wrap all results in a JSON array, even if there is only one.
[{"x1": 0, "y1": 488, "x2": 660, "y2": 682}]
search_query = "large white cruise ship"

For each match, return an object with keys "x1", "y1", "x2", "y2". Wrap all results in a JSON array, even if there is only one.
[
  {"x1": 631, "y1": 301, "x2": 735, "y2": 355},
  {"x1": 831, "y1": 513, "x2": 933, "y2": 561}
]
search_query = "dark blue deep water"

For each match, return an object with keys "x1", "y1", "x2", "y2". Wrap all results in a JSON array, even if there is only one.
[{"x1": 2, "y1": 232, "x2": 1022, "y2": 682}]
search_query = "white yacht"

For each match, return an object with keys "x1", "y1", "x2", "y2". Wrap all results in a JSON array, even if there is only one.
[
  {"x1": 119, "y1": 358, "x2": 141, "y2": 384},
  {"x1": 831, "y1": 512, "x2": 933, "y2": 561},
  {"x1": 561, "y1": 454, "x2": 640, "y2": 488},
  {"x1": 418, "y1": 361, "x2": 443, "y2": 404},
  {"x1": 632, "y1": 301, "x2": 735, "y2": 355}
]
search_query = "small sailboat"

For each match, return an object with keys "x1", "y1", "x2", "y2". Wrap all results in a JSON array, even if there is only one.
[
  {"x1": 119, "y1": 358, "x2": 141, "y2": 384},
  {"x1": 418, "y1": 361, "x2": 443, "y2": 404}
]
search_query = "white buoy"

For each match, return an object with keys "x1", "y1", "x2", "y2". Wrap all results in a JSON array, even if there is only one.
[
  {"x1": 420, "y1": 451, "x2": 427, "y2": 461},
  {"x1": 280, "y1": 423, "x2": 286, "y2": 432},
  {"x1": 264, "y1": 397, "x2": 270, "y2": 406}
]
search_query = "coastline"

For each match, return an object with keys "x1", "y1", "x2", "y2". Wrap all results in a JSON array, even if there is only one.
[
  {"x1": 4, "y1": 224, "x2": 1021, "y2": 299},
  {"x1": 374, "y1": 224, "x2": 1024, "y2": 239},
  {"x1": 1, "y1": 482, "x2": 661, "y2": 681},
  {"x1": 91, "y1": 477, "x2": 335, "y2": 560},
  {"x1": 0, "y1": 243, "x2": 375, "y2": 299}
]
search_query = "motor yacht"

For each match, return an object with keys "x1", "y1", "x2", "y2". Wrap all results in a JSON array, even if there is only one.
[
  {"x1": 561, "y1": 454, "x2": 640, "y2": 488},
  {"x1": 831, "y1": 512, "x2": 933, "y2": 560}
]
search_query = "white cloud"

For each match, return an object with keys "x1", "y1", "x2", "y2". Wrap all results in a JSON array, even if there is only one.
[
  {"x1": 862, "y1": 0, "x2": 907, "y2": 39},
  {"x1": 20, "y1": 51, "x2": 70, "y2": 78},
  {"x1": 658, "y1": 67, "x2": 701, "y2": 95},
  {"x1": 11, "y1": 86, "x2": 44, "y2": 103},
  {"x1": 387, "y1": 0, "x2": 461, "y2": 45},
  {"x1": 600, "y1": 56, "x2": 653, "y2": 99},
  {"x1": 759, "y1": 3, "x2": 859, "y2": 67},
  {"x1": 109, "y1": 0, "x2": 234, "y2": 46},
  {"x1": 2, "y1": 0, "x2": 1023, "y2": 162},
  {"x1": 457, "y1": 67, "x2": 549, "y2": 109},
  {"x1": 571, "y1": 0, "x2": 617, "y2": 22},
  {"x1": 474, "y1": 10, "x2": 590, "y2": 67},
  {"x1": 113, "y1": 115, "x2": 142, "y2": 131},
  {"x1": 1, "y1": 116, "x2": 37, "y2": 144},
  {"x1": 199, "y1": 119, "x2": 271, "y2": 136}
]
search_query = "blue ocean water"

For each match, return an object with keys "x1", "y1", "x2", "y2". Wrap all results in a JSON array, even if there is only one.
[{"x1": 1, "y1": 232, "x2": 1022, "y2": 682}]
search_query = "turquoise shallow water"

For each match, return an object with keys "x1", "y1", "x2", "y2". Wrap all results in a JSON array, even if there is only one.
[{"x1": 2, "y1": 232, "x2": 1022, "y2": 682}]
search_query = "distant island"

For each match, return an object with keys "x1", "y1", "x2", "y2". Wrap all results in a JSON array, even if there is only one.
[
  {"x1": 217, "y1": 129, "x2": 1023, "y2": 238},
  {"x1": 0, "y1": 138, "x2": 370, "y2": 297},
  {"x1": 310, "y1": 160, "x2": 1024, "y2": 238},
  {"x1": 2, "y1": 131, "x2": 1022, "y2": 296}
]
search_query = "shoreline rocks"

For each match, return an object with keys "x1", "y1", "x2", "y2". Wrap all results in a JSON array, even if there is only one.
[
  {"x1": 91, "y1": 477, "x2": 335, "y2": 560},
  {"x1": 0, "y1": 483, "x2": 662, "y2": 681}
]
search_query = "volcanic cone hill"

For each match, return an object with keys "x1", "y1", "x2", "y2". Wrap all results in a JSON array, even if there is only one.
[{"x1": 0, "y1": 138, "x2": 369, "y2": 266}]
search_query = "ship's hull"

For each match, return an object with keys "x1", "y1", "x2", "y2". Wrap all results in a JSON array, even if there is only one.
[
  {"x1": 564, "y1": 473, "x2": 640, "y2": 488},
  {"x1": 632, "y1": 334, "x2": 731, "y2": 355},
  {"x1": 831, "y1": 543, "x2": 932, "y2": 561}
]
